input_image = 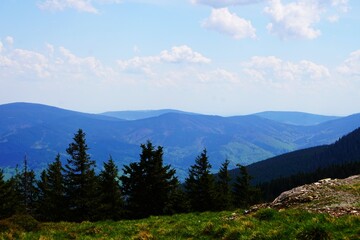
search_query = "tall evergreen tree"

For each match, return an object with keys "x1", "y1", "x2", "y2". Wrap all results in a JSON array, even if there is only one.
[
  {"x1": 63, "y1": 129, "x2": 98, "y2": 222},
  {"x1": 15, "y1": 156, "x2": 38, "y2": 215},
  {"x1": 120, "y1": 141, "x2": 178, "y2": 218},
  {"x1": 184, "y1": 149, "x2": 217, "y2": 212},
  {"x1": 0, "y1": 169, "x2": 17, "y2": 219},
  {"x1": 37, "y1": 154, "x2": 66, "y2": 221},
  {"x1": 233, "y1": 164, "x2": 260, "y2": 208},
  {"x1": 97, "y1": 156, "x2": 123, "y2": 220},
  {"x1": 215, "y1": 159, "x2": 232, "y2": 210}
]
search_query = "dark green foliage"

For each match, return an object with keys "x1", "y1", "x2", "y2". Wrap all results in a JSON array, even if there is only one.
[
  {"x1": 185, "y1": 149, "x2": 217, "y2": 212},
  {"x1": 233, "y1": 164, "x2": 260, "y2": 208},
  {"x1": 254, "y1": 208, "x2": 278, "y2": 221},
  {"x1": 296, "y1": 224, "x2": 331, "y2": 240},
  {"x1": 215, "y1": 159, "x2": 233, "y2": 210},
  {"x1": 0, "y1": 214, "x2": 39, "y2": 232},
  {"x1": 13, "y1": 157, "x2": 38, "y2": 215},
  {"x1": 36, "y1": 154, "x2": 66, "y2": 221},
  {"x1": 120, "y1": 141, "x2": 179, "y2": 218},
  {"x1": 259, "y1": 161, "x2": 360, "y2": 201},
  {"x1": 246, "y1": 127, "x2": 360, "y2": 184},
  {"x1": 63, "y1": 129, "x2": 99, "y2": 222},
  {"x1": 0, "y1": 170, "x2": 18, "y2": 219},
  {"x1": 97, "y1": 156, "x2": 123, "y2": 220}
]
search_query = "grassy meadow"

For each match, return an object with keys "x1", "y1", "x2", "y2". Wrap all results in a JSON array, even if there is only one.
[{"x1": 0, "y1": 209, "x2": 359, "y2": 240}]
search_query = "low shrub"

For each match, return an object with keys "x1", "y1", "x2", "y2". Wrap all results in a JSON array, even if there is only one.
[{"x1": 296, "y1": 224, "x2": 331, "y2": 240}]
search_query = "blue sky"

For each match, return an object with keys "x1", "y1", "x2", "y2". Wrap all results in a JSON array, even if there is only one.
[{"x1": 0, "y1": 0, "x2": 359, "y2": 116}]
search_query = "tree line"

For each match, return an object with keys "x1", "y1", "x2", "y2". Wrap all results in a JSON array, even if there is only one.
[{"x1": 0, "y1": 129, "x2": 260, "y2": 222}]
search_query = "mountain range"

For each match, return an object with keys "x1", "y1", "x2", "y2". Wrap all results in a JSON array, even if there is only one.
[{"x1": 1, "y1": 102, "x2": 360, "y2": 179}]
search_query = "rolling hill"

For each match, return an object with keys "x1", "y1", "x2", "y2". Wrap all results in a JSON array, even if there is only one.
[
  {"x1": 101, "y1": 109, "x2": 195, "y2": 120},
  {"x1": 1, "y1": 102, "x2": 360, "y2": 180},
  {"x1": 253, "y1": 111, "x2": 339, "y2": 126},
  {"x1": 244, "y1": 126, "x2": 360, "y2": 184}
]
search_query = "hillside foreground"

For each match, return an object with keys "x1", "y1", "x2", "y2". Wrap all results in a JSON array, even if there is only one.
[{"x1": 0, "y1": 176, "x2": 359, "y2": 239}]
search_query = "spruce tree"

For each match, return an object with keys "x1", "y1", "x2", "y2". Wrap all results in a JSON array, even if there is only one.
[
  {"x1": 0, "y1": 169, "x2": 17, "y2": 219},
  {"x1": 97, "y1": 156, "x2": 123, "y2": 220},
  {"x1": 216, "y1": 159, "x2": 232, "y2": 210},
  {"x1": 37, "y1": 154, "x2": 66, "y2": 221},
  {"x1": 232, "y1": 164, "x2": 260, "y2": 208},
  {"x1": 120, "y1": 141, "x2": 178, "y2": 218},
  {"x1": 15, "y1": 156, "x2": 38, "y2": 215},
  {"x1": 184, "y1": 149, "x2": 216, "y2": 212},
  {"x1": 63, "y1": 129, "x2": 98, "y2": 222}
]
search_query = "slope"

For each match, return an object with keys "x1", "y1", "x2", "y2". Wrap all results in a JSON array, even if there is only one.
[{"x1": 244, "y1": 126, "x2": 360, "y2": 184}]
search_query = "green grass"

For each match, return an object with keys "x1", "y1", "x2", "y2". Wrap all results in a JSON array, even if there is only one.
[{"x1": 1, "y1": 209, "x2": 359, "y2": 239}]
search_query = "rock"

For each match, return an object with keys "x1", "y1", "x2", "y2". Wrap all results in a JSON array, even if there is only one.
[{"x1": 253, "y1": 175, "x2": 360, "y2": 217}]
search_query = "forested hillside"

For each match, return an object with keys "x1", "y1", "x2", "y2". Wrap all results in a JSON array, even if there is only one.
[
  {"x1": 244, "y1": 127, "x2": 360, "y2": 184},
  {"x1": 1, "y1": 102, "x2": 360, "y2": 180}
]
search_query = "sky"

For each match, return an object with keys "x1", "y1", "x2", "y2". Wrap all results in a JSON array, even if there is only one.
[{"x1": 0, "y1": 0, "x2": 359, "y2": 116}]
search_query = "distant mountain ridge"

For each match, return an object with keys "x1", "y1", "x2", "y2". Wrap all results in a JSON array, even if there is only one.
[
  {"x1": 101, "y1": 109, "x2": 197, "y2": 120},
  {"x1": 1, "y1": 102, "x2": 360, "y2": 180},
  {"x1": 254, "y1": 111, "x2": 340, "y2": 126}
]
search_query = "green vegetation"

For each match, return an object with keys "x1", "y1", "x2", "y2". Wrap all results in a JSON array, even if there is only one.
[
  {"x1": 0, "y1": 129, "x2": 260, "y2": 222},
  {"x1": 0, "y1": 209, "x2": 359, "y2": 239}
]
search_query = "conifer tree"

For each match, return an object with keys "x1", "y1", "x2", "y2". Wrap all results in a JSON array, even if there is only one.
[
  {"x1": 97, "y1": 156, "x2": 123, "y2": 220},
  {"x1": 184, "y1": 149, "x2": 217, "y2": 212},
  {"x1": 216, "y1": 159, "x2": 232, "y2": 210},
  {"x1": 0, "y1": 169, "x2": 17, "y2": 218},
  {"x1": 232, "y1": 164, "x2": 260, "y2": 208},
  {"x1": 120, "y1": 141, "x2": 178, "y2": 218},
  {"x1": 63, "y1": 129, "x2": 98, "y2": 222},
  {"x1": 15, "y1": 156, "x2": 38, "y2": 215},
  {"x1": 37, "y1": 154, "x2": 66, "y2": 221}
]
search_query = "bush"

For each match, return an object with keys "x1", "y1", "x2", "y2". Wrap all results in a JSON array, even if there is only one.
[
  {"x1": 0, "y1": 214, "x2": 39, "y2": 232},
  {"x1": 254, "y1": 208, "x2": 278, "y2": 221},
  {"x1": 296, "y1": 224, "x2": 331, "y2": 240}
]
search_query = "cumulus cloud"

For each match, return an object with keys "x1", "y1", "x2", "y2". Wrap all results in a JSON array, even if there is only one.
[
  {"x1": 117, "y1": 45, "x2": 210, "y2": 75},
  {"x1": 0, "y1": 36, "x2": 115, "y2": 81},
  {"x1": 191, "y1": 0, "x2": 263, "y2": 8},
  {"x1": 264, "y1": 0, "x2": 349, "y2": 40},
  {"x1": 38, "y1": 0, "x2": 121, "y2": 13},
  {"x1": 58, "y1": 46, "x2": 115, "y2": 79},
  {"x1": 264, "y1": 0, "x2": 322, "y2": 39},
  {"x1": 202, "y1": 8, "x2": 256, "y2": 39},
  {"x1": 160, "y1": 45, "x2": 211, "y2": 64},
  {"x1": 241, "y1": 56, "x2": 330, "y2": 82},
  {"x1": 337, "y1": 50, "x2": 360, "y2": 76}
]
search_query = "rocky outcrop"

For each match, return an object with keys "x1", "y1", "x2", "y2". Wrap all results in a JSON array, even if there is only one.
[{"x1": 251, "y1": 175, "x2": 360, "y2": 217}]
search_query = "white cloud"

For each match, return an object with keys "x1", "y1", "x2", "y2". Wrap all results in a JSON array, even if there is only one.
[
  {"x1": 58, "y1": 46, "x2": 115, "y2": 79},
  {"x1": 264, "y1": 0, "x2": 322, "y2": 40},
  {"x1": 117, "y1": 45, "x2": 210, "y2": 75},
  {"x1": 191, "y1": 0, "x2": 263, "y2": 8},
  {"x1": 202, "y1": 8, "x2": 256, "y2": 39},
  {"x1": 5, "y1": 36, "x2": 14, "y2": 45},
  {"x1": 0, "y1": 41, "x2": 3, "y2": 53},
  {"x1": 264, "y1": 0, "x2": 349, "y2": 40},
  {"x1": 160, "y1": 45, "x2": 211, "y2": 64},
  {"x1": 337, "y1": 50, "x2": 360, "y2": 76},
  {"x1": 38, "y1": 0, "x2": 121, "y2": 13},
  {"x1": 0, "y1": 37, "x2": 115, "y2": 81},
  {"x1": 242, "y1": 56, "x2": 330, "y2": 82},
  {"x1": 12, "y1": 49, "x2": 50, "y2": 78},
  {"x1": 331, "y1": 0, "x2": 349, "y2": 13}
]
